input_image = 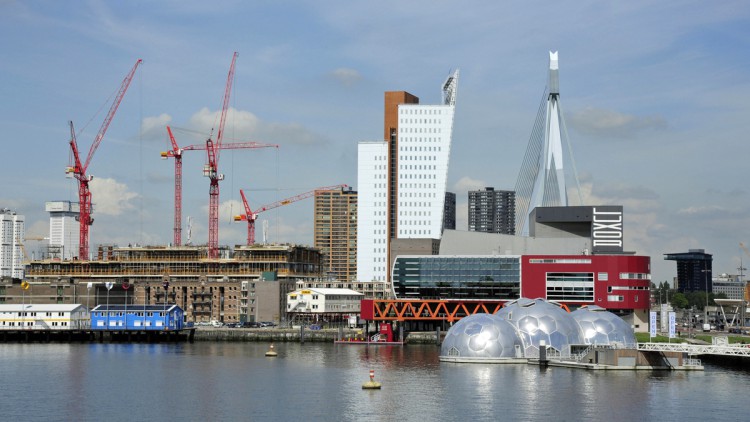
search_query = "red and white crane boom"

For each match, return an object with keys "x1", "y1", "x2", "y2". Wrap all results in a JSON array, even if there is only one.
[
  {"x1": 205, "y1": 52, "x2": 237, "y2": 259},
  {"x1": 66, "y1": 59, "x2": 142, "y2": 260},
  {"x1": 234, "y1": 184, "x2": 348, "y2": 245},
  {"x1": 161, "y1": 125, "x2": 277, "y2": 246}
]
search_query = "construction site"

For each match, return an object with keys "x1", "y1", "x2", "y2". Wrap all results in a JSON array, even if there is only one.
[{"x1": 0, "y1": 52, "x2": 374, "y2": 325}]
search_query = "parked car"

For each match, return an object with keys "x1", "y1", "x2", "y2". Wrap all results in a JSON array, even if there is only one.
[
  {"x1": 259, "y1": 321, "x2": 276, "y2": 328},
  {"x1": 308, "y1": 324, "x2": 322, "y2": 330},
  {"x1": 244, "y1": 322, "x2": 261, "y2": 328}
]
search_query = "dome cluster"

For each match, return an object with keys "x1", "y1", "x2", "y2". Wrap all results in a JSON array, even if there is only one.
[{"x1": 440, "y1": 298, "x2": 634, "y2": 360}]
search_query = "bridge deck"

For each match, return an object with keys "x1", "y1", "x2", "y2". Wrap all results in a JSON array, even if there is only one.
[{"x1": 638, "y1": 342, "x2": 750, "y2": 356}]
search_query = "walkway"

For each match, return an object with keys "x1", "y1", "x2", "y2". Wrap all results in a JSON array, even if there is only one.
[{"x1": 638, "y1": 342, "x2": 750, "y2": 357}]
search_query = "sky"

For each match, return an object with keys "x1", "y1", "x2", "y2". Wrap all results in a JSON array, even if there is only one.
[{"x1": 1, "y1": 1, "x2": 749, "y2": 284}]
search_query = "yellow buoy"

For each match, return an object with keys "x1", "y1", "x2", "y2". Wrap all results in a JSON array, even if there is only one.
[
  {"x1": 362, "y1": 369, "x2": 381, "y2": 389},
  {"x1": 265, "y1": 343, "x2": 278, "y2": 357}
]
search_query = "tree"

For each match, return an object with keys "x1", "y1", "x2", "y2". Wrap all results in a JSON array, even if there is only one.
[{"x1": 670, "y1": 292, "x2": 688, "y2": 309}]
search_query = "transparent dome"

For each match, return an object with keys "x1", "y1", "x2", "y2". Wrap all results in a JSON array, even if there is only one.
[
  {"x1": 440, "y1": 313, "x2": 522, "y2": 359},
  {"x1": 571, "y1": 305, "x2": 635, "y2": 347},
  {"x1": 496, "y1": 298, "x2": 583, "y2": 354}
]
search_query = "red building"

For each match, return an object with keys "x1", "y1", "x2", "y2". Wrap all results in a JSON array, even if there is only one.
[{"x1": 521, "y1": 254, "x2": 650, "y2": 311}]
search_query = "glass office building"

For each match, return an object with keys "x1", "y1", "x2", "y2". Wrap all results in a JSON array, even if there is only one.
[{"x1": 391, "y1": 256, "x2": 521, "y2": 300}]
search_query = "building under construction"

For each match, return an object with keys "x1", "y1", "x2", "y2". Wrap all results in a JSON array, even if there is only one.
[{"x1": 6, "y1": 243, "x2": 325, "y2": 325}]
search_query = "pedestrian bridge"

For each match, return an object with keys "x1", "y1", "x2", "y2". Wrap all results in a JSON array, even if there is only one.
[{"x1": 638, "y1": 342, "x2": 750, "y2": 357}]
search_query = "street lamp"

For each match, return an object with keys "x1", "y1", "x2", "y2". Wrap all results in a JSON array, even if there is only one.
[
  {"x1": 162, "y1": 279, "x2": 169, "y2": 330},
  {"x1": 105, "y1": 282, "x2": 114, "y2": 329},
  {"x1": 702, "y1": 261, "x2": 710, "y2": 327}
]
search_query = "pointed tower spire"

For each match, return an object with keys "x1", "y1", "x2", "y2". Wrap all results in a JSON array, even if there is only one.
[{"x1": 515, "y1": 51, "x2": 581, "y2": 236}]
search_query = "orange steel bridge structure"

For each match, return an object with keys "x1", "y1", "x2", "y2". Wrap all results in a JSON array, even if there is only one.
[{"x1": 360, "y1": 299, "x2": 571, "y2": 323}]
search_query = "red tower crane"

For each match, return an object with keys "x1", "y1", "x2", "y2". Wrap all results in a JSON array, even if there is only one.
[
  {"x1": 161, "y1": 125, "x2": 278, "y2": 246},
  {"x1": 234, "y1": 184, "x2": 348, "y2": 245},
  {"x1": 204, "y1": 52, "x2": 237, "y2": 259},
  {"x1": 66, "y1": 59, "x2": 142, "y2": 260}
]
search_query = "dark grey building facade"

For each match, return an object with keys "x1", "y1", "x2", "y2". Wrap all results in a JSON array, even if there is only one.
[
  {"x1": 664, "y1": 249, "x2": 713, "y2": 294},
  {"x1": 468, "y1": 187, "x2": 515, "y2": 235},
  {"x1": 443, "y1": 192, "x2": 456, "y2": 230}
]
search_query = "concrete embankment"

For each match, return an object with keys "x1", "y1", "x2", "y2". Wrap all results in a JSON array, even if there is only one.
[{"x1": 192, "y1": 328, "x2": 441, "y2": 344}]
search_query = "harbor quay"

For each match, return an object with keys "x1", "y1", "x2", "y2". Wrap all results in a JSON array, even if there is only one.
[
  {"x1": 0, "y1": 326, "x2": 440, "y2": 344},
  {"x1": 190, "y1": 327, "x2": 436, "y2": 343}
]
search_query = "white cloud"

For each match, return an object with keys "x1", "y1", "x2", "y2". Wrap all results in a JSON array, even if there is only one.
[
  {"x1": 330, "y1": 68, "x2": 362, "y2": 87},
  {"x1": 141, "y1": 113, "x2": 172, "y2": 141},
  {"x1": 455, "y1": 202, "x2": 469, "y2": 231},
  {"x1": 187, "y1": 107, "x2": 325, "y2": 147},
  {"x1": 567, "y1": 107, "x2": 667, "y2": 139},
  {"x1": 453, "y1": 176, "x2": 488, "y2": 193},
  {"x1": 677, "y1": 205, "x2": 731, "y2": 217},
  {"x1": 89, "y1": 178, "x2": 138, "y2": 216},
  {"x1": 24, "y1": 220, "x2": 50, "y2": 239}
]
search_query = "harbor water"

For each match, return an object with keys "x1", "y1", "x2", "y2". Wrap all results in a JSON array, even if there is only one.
[{"x1": 1, "y1": 342, "x2": 749, "y2": 421}]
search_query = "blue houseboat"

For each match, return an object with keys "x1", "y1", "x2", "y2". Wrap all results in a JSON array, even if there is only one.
[{"x1": 91, "y1": 305, "x2": 184, "y2": 331}]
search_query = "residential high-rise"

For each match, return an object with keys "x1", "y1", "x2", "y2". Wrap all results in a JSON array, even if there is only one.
[
  {"x1": 443, "y1": 192, "x2": 456, "y2": 230},
  {"x1": 0, "y1": 208, "x2": 25, "y2": 279},
  {"x1": 46, "y1": 201, "x2": 80, "y2": 260},
  {"x1": 314, "y1": 187, "x2": 357, "y2": 282},
  {"x1": 468, "y1": 187, "x2": 515, "y2": 234},
  {"x1": 358, "y1": 70, "x2": 459, "y2": 283}
]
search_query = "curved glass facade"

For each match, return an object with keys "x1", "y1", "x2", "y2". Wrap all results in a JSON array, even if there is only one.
[{"x1": 391, "y1": 256, "x2": 521, "y2": 300}]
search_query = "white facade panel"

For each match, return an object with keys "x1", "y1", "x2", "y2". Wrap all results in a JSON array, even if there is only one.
[
  {"x1": 397, "y1": 104, "x2": 455, "y2": 239},
  {"x1": 49, "y1": 214, "x2": 79, "y2": 260},
  {"x1": 286, "y1": 288, "x2": 364, "y2": 314},
  {"x1": 47, "y1": 201, "x2": 79, "y2": 260},
  {"x1": 357, "y1": 142, "x2": 388, "y2": 283}
]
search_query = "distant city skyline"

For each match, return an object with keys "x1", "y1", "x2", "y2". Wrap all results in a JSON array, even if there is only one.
[{"x1": 2, "y1": 2, "x2": 749, "y2": 283}]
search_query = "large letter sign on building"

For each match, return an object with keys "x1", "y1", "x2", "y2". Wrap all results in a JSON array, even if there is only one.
[{"x1": 592, "y1": 206, "x2": 623, "y2": 253}]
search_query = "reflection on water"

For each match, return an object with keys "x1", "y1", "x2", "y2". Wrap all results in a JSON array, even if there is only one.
[{"x1": 0, "y1": 343, "x2": 748, "y2": 421}]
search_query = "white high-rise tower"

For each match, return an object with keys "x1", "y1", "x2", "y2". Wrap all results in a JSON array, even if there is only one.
[
  {"x1": 357, "y1": 70, "x2": 459, "y2": 283},
  {"x1": 0, "y1": 208, "x2": 25, "y2": 279},
  {"x1": 515, "y1": 52, "x2": 582, "y2": 236},
  {"x1": 46, "y1": 201, "x2": 80, "y2": 260}
]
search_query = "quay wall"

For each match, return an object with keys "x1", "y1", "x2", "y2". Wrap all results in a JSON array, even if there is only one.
[{"x1": 192, "y1": 328, "x2": 440, "y2": 344}]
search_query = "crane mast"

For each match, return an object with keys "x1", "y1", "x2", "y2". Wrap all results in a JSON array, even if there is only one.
[
  {"x1": 163, "y1": 126, "x2": 183, "y2": 246},
  {"x1": 206, "y1": 52, "x2": 238, "y2": 259},
  {"x1": 235, "y1": 184, "x2": 348, "y2": 245},
  {"x1": 66, "y1": 59, "x2": 142, "y2": 260}
]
